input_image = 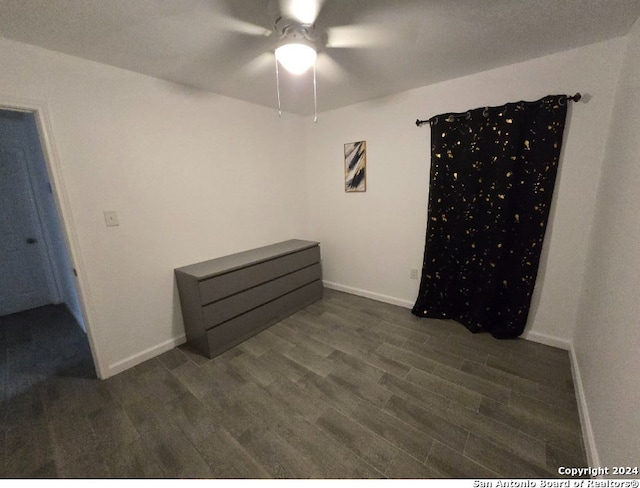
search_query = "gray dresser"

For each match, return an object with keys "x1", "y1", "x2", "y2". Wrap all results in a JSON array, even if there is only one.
[{"x1": 175, "y1": 239, "x2": 322, "y2": 358}]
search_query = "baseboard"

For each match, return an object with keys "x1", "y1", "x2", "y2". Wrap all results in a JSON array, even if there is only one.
[
  {"x1": 323, "y1": 280, "x2": 414, "y2": 309},
  {"x1": 569, "y1": 344, "x2": 600, "y2": 469},
  {"x1": 323, "y1": 281, "x2": 573, "y2": 352},
  {"x1": 105, "y1": 333, "x2": 187, "y2": 378},
  {"x1": 521, "y1": 330, "x2": 571, "y2": 351}
]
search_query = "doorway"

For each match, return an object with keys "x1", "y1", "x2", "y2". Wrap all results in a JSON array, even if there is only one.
[{"x1": 0, "y1": 107, "x2": 97, "y2": 384}]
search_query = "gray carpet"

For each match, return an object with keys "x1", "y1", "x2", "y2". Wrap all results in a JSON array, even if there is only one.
[{"x1": 0, "y1": 289, "x2": 586, "y2": 478}]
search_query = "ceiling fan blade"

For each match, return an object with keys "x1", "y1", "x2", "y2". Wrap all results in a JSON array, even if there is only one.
[
  {"x1": 211, "y1": 14, "x2": 272, "y2": 37},
  {"x1": 278, "y1": 0, "x2": 326, "y2": 24},
  {"x1": 236, "y1": 51, "x2": 276, "y2": 78},
  {"x1": 315, "y1": 52, "x2": 348, "y2": 83},
  {"x1": 325, "y1": 24, "x2": 400, "y2": 48}
]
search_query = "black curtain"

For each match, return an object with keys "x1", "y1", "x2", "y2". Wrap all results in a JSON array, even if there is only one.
[{"x1": 412, "y1": 95, "x2": 568, "y2": 339}]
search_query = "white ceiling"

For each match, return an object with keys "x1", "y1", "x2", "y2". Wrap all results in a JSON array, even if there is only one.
[{"x1": 1, "y1": 0, "x2": 639, "y2": 115}]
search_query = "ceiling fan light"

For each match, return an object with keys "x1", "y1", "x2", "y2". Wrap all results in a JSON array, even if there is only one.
[{"x1": 275, "y1": 42, "x2": 317, "y2": 74}]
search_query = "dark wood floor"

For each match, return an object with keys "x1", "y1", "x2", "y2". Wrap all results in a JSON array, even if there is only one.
[{"x1": 0, "y1": 289, "x2": 586, "y2": 478}]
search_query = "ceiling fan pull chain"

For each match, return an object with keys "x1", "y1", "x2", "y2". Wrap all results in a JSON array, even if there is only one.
[
  {"x1": 275, "y1": 56, "x2": 282, "y2": 117},
  {"x1": 313, "y1": 63, "x2": 318, "y2": 123}
]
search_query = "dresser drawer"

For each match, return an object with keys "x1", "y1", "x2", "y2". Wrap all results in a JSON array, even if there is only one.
[
  {"x1": 202, "y1": 263, "x2": 321, "y2": 328},
  {"x1": 205, "y1": 280, "x2": 323, "y2": 358},
  {"x1": 198, "y1": 246, "x2": 320, "y2": 305}
]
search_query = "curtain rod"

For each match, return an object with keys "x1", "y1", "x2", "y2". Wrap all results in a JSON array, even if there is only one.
[{"x1": 415, "y1": 92, "x2": 582, "y2": 127}]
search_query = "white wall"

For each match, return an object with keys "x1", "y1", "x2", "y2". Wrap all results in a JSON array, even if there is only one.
[
  {"x1": 303, "y1": 38, "x2": 626, "y2": 348},
  {"x1": 573, "y1": 18, "x2": 640, "y2": 470},
  {"x1": 0, "y1": 37, "x2": 308, "y2": 378}
]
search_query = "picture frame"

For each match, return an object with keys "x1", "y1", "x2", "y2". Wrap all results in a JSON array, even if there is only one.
[{"x1": 344, "y1": 141, "x2": 366, "y2": 192}]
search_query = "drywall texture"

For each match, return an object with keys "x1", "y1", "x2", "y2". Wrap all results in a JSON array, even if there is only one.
[
  {"x1": 573, "y1": 18, "x2": 640, "y2": 471},
  {"x1": 0, "y1": 37, "x2": 308, "y2": 377},
  {"x1": 303, "y1": 38, "x2": 626, "y2": 347}
]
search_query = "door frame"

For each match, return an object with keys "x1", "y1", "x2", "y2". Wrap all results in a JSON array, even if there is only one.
[{"x1": 0, "y1": 96, "x2": 105, "y2": 379}]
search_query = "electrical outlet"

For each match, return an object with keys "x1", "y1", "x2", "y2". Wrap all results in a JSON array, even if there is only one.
[
  {"x1": 103, "y1": 210, "x2": 119, "y2": 227},
  {"x1": 410, "y1": 268, "x2": 419, "y2": 280}
]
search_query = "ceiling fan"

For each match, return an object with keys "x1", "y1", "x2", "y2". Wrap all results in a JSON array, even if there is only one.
[
  {"x1": 213, "y1": 0, "x2": 401, "y2": 120},
  {"x1": 272, "y1": 8, "x2": 322, "y2": 121}
]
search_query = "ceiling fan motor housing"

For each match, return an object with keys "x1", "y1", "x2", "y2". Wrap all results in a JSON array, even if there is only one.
[{"x1": 275, "y1": 16, "x2": 316, "y2": 45}]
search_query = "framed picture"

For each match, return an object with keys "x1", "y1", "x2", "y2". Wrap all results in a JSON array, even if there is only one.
[{"x1": 344, "y1": 141, "x2": 366, "y2": 192}]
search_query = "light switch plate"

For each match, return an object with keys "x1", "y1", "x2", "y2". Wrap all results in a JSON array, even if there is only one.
[{"x1": 103, "y1": 210, "x2": 119, "y2": 227}]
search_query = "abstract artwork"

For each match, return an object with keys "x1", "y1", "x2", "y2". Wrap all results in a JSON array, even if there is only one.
[{"x1": 344, "y1": 141, "x2": 366, "y2": 192}]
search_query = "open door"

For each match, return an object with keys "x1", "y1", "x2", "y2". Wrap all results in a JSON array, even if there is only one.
[{"x1": 0, "y1": 143, "x2": 57, "y2": 315}]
